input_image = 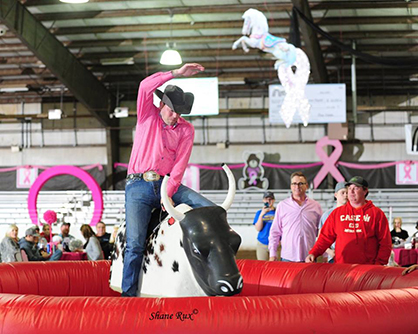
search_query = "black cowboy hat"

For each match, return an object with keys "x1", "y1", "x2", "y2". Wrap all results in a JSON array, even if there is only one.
[{"x1": 155, "y1": 85, "x2": 194, "y2": 115}]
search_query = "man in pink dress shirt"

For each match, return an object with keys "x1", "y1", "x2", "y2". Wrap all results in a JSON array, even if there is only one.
[
  {"x1": 268, "y1": 171, "x2": 322, "y2": 262},
  {"x1": 122, "y1": 63, "x2": 215, "y2": 297}
]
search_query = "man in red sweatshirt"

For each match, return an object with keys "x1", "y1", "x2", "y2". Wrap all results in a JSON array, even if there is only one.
[{"x1": 305, "y1": 176, "x2": 392, "y2": 265}]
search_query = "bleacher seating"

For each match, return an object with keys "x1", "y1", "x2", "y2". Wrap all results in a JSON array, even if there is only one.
[{"x1": 0, "y1": 189, "x2": 417, "y2": 229}]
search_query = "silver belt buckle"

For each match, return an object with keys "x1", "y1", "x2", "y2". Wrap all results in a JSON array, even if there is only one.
[{"x1": 143, "y1": 171, "x2": 160, "y2": 182}]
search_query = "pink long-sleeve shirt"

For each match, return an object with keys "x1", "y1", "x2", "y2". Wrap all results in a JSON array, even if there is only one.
[
  {"x1": 127, "y1": 71, "x2": 194, "y2": 197},
  {"x1": 268, "y1": 196, "x2": 322, "y2": 261}
]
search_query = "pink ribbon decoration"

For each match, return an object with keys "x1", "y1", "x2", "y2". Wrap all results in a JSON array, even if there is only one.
[
  {"x1": 23, "y1": 168, "x2": 31, "y2": 184},
  {"x1": 404, "y1": 161, "x2": 412, "y2": 180},
  {"x1": 313, "y1": 136, "x2": 345, "y2": 188},
  {"x1": 247, "y1": 167, "x2": 260, "y2": 185}
]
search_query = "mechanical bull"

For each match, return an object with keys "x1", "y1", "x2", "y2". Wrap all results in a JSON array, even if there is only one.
[{"x1": 110, "y1": 164, "x2": 243, "y2": 297}]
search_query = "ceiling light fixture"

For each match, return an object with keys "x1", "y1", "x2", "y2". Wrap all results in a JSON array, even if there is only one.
[
  {"x1": 409, "y1": 74, "x2": 418, "y2": 82},
  {"x1": 160, "y1": 9, "x2": 182, "y2": 66},
  {"x1": 0, "y1": 86, "x2": 29, "y2": 92},
  {"x1": 48, "y1": 109, "x2": 62, "y2": 120},
  {"x1": 160, "y1": 46, "x2": 182, "y2": 66},
  {"x1": 48, "y1": 87, "x2": 65, "y2": 120},
  {"x1": 110, "y1": 84, "x2": 129, "y2": 118},
  {"x1": 110, "y1": 107, "x2": 129, "y2": 119},
  {"x1": 60, "y1": 0, "x2": 89, "y2": 3}
]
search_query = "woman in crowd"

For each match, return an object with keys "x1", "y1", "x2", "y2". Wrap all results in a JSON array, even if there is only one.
[
  {"x1": 0, "y1": 224, "x2": 23, "y2": 263},
  {"x1": 80, "y1": 224, "x2": 104, "y2": 261},
  {"x1": 40, "y1": 223, "x2": 54, "y2": 243},
  {"x1": 390, "y1": 217, "x2": 409, "y2": 241}
]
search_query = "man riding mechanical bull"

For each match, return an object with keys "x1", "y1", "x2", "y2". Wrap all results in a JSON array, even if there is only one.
[{"x1": 119, "y1": 63, "x2": 242, "y2": 297}]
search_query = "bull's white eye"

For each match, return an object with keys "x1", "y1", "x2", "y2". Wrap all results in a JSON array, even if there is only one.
[{"x1": 192, "y1": 243, "x2": 201, "y2": 255}]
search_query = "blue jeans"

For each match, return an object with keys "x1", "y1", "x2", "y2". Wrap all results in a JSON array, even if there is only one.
[
  {"x1": 122, "y1": 177, "x2": 215, "y2": 296},
  {"x1": 281, "y1": 258, "x2": 305, "y2": 263},
  {"x1": 49, "y1": 249, "x2": 62, "y2": 261}
]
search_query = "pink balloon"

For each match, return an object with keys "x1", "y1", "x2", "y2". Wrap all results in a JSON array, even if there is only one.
[{"x1": 43, "y1": 210, "x2": 57, "y2": 224}]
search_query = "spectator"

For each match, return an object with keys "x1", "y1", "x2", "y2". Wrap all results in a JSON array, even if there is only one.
[
  {"x1": 318, "y1": 182, "x2": 348, "y2": 263},
  {"x1": 40, "y1": 223, "x2": 54, "y2": 243},
  {"x1": 402, "y1": 223, "x2": 418, "y2": 273},
  {"x1": 306, "y1": 176, "x2": 392, "y2": 265},
  {"x1": 405, "y1": 221, "x2": 418, "y2": 244},
  {"x1": 253, "y1": 191, "x2": 278, "y2": 261},
  {"x1": 390, "y1": 217, "x2": 409, "y2": 241},
  {"x1": 110, "y1": 225, "x2": 119, "y2": 244},
  {"x1": 31, "y1": 225, "x2": 47, "y2": 252},
  {"x1": 59, "y1": 222, "x2": 75, "y2": 252},
  {"x1": 80, "y1": 224, "x2": 104, "y2": 261},
  {"x1": 69, "y1": 239, "x2": 84, "y2": 252},
  {"x1": 96, "y1": 222, "x2": 112, "y2": 259},
  {"x1": 19, "y1": 228, "x2": 62, "y2": 261},
  {"x1": 0, "y1": 224, "x2": 23, "y2": 263},
  {"x1": 268, "y1": 171, "x2": 322, "y2": 262}
]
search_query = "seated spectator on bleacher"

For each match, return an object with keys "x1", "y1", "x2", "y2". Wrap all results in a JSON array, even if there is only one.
[
  {"x1": 403, "y1": 222, "x2": 418, "y2": 274},
  {"x1": 31, "y1": 225, "x2": 47, "y2": 252},
  {"x1": 59, "y1": 222, "x2": 75, "y2": 252},
  {"x1": 110, "y1": 225, "x2": 119, "y2": 244},
  {"x1": 19, "y1": 228, "x2": 62, "y2": 261},
  {"x1": 0, "y1": 224, "x2": 23, "y2": 263},
  {"x1": 405, "y1": 221, "x2": 418, "y2": 244},
  {"x1": 40, "y1": 223, "x2": 54, "y2": 243},
  {"x1": 69, "y1": 239, "x2": 84, "y2": 252},
  {"x1": 96, "y1": 221, "x2": 112, "y2": 259},
  {"x1": 80, "y1": 224, "x2": 104, "y2": 261},
  {"x1": 253, "y1": 192, "x2": 278, "y2": 261},
  {"x1": 391, "y1": 217, "x2": 409, "y2": 242}
]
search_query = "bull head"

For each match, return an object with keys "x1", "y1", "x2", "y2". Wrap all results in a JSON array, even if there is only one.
[{"x1": 161, "y1": 164, "x2": 243, "y2": 296}]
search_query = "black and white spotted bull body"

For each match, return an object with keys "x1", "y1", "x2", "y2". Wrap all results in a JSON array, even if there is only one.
[{"x1": 109, "y1": 164, "x2": 243, "y2": 297}]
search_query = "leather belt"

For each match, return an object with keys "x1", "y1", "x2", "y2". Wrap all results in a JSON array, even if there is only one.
[{"x1": 126, "y1": 171, "x2": 162, "y2": 182}]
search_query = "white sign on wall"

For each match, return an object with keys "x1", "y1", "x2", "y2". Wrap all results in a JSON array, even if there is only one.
[
  {"x1": 396, "y1": 162, "x2": 418, "y2": 185},
  {"x1": 16, "y1": 167, "x2": 38, "y2": 188},
  {"x1": 269, "y1": 84, "x2": 346, "y2": 124},
  {"x1": 405, "y1": 124, "x2": 418, "y2": 155},
  {"x1": 153, "y1": 77, "x2": 219, "y2": 116}
]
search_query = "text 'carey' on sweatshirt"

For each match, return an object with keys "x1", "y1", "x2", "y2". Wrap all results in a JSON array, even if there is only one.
[{"x1": 309, "y1": 200, "x2": 392, "y2": 265}]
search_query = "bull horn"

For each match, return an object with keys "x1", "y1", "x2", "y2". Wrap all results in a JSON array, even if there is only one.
[
  {"x1": 161, "y1": 174, "x2": 185, "y2": 221},
  {"x1": 220, "y1": 164, "x2": 236, "y2": 211}
]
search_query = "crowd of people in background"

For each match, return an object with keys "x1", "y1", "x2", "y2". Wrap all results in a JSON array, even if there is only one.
[
  {"x1": 254, "y1": 172, "x2": 399, "y2": 266},
  {"x1": 0, "y1": 220, "x2": 116, "y2": 263},
  {"x1": 0, "y1": 171, "x2": 415, "y2": 268}
]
